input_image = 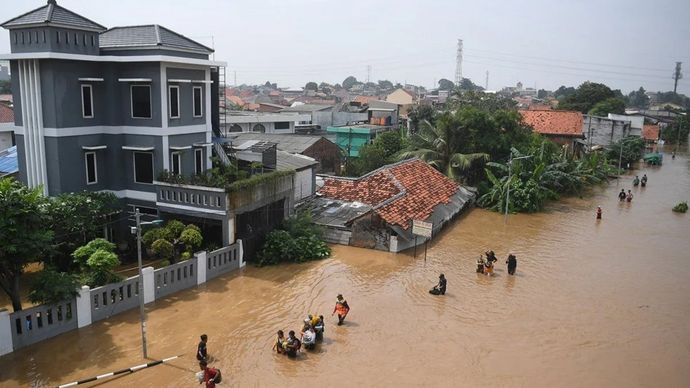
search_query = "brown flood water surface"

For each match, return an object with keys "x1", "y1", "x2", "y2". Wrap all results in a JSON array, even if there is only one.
[{"x1": 1, "y1": 149, "x2": 689, "y2": 387}]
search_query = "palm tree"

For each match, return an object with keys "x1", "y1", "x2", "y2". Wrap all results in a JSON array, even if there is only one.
[{"x1": 399, "y1": 119, "x2": 489, "y2": 181}]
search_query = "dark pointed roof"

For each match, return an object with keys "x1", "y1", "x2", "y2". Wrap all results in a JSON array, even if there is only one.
[
  {"x1": 1, "y1": 0, "x2": 106, "y2": 32},
  {"x1": 99, "y1": 25, "x2": 214, "y2": 54}
]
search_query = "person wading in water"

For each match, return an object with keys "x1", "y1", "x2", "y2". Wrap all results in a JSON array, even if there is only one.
[
  {"x1": 506, "y1": 254, "x2": 517, "y2": 275},
  {"x1": 197, "y1": 334, "x2": 209, "y2": 362},
  {"x1": 333, "y1": 294, "x2": 350, "y2": 325},
  {"x1": 618, "y1": 189, "x2": 627, "y2": 201}
]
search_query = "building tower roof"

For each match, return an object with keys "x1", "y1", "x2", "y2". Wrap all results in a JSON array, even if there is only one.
[{"x1": 1, "y1": 0, "x2": 106, "y2": 32}]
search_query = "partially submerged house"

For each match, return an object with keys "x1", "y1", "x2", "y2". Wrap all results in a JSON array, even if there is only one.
[
  {"x1": 520, "y1": 109, "x2": 584, "y2": 151},
  {"x1": 303, "y1": 159, "x2": 476, "y2": 253}
]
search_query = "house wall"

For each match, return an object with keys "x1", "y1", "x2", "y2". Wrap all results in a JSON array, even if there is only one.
[
  {"x1": 294, "y1": 167, "x2": 314, "y2": 201},
  {"x1": 303, "y1": 137, "x2": 342, "y2": 174},
  {"x1": 166, "y1": 68, "x2": 207, "y2": 128},
  {"x1": 583, "y1": 115, "x2": 632, "y2": 147},
  {"x1": 9, "y1": 27, "x2": 100, "y2": 55}
]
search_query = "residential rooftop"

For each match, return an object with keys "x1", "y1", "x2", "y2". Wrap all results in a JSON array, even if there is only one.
[
  {"x1": 520, "y1": 109, "x2": 584, "y2": 137},
  {"x1": 1, "y1": 0, "x2": 106, "y2": 31}
]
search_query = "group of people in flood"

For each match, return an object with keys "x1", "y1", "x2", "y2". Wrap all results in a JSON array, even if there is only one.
[
  {"x1": 617, "y1": 174, "x2": 649, "y2": 204},
  {"x1": 273, "y1": 294, "x2": 350, "y2": 359},
  {"x1": 196, "y1": 335, "x2": 222, "y2": 387},
  {"x1": 476, "y1": 251, "x2": 517, "y2": 276}
]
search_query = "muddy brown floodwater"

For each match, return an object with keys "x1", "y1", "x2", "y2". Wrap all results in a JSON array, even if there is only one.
[{"x1": 1, "y1": 147, "x2": 689, "y2": 388}]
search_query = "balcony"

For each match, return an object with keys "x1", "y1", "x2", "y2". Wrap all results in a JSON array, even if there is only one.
[{"x1": 154, "y1": 181, "x2": 228, "y2": 217}]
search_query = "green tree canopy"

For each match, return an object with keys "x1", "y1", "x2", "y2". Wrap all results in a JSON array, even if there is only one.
[
  {"x1": 305, "y1": 82, "x2": 318, "y2": 91},
  {"x1": 143, "y1": 221, "x2": 204, "y2": 263},
  {"x1": 0, "y1": 178, "x2": 53, "y2": 311},
  {"x1": 343, "y1": 76, "x2": 358, "y2": 90},
  {"x1": 408, "y1": 104, "x2": 435, "y2": 133},
  {"x1": 558, "y1": 82, "x2": 615, "y2": 113},
  {"x1": 627, "y1": 87, "x2": 649, "y2": 108},
  {"x1": 537, "y1": 89, "x2": 548, "y2": 99},
  {"x1": 589, "y1": 97, "x2": 626, "y2": 116},
  {"x1": 554, "y1": 85, "x2": 576, "y2": 99},
  {"x1": 28, "y1": 269, "x2": 79, "y2": 306},
  {"x1": 72, "y1": 238, "x2": 121, "y2": 287},
  {"x1": 378, "y1": 80, "x2": 394, "y2": 90},
  {"x1": 438, "y1": 78, "x2": 455, "y2": 91}
]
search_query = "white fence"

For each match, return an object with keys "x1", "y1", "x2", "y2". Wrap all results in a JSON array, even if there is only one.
[{"x1": 0, "y1": 241, "x2": 243, "y2": 356}]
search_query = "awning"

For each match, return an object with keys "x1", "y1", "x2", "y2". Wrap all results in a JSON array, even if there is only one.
[
  {"x1": 118, "y1": 78, "x2": 152, "y2": 82},
  {"x1": 122, "y1": 145, "x2": 154, "y2": 151},
  {"x1": 193, "y1": 142, "x2": 212, "y2": 147},
  {"x1": 169, "y1": 145, "x2": 191, "y2": 150},
  {"x1": 168, "y1": 79, "x2": 192, "y2": 83},
  {"x1": 81, "y1": 145, "x2": 107, "y2": 150},
  {"x1": 192, "y1": 80, "x2": 213, "y2": 84},
  {"x1": 78, "y1": 77, "x2": 104, "y2": 82}
]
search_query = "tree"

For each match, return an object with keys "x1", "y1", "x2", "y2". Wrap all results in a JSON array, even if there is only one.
[
  {"x1": 342, "y1": 76, "x2": 358, "y2": 90},
  {"x1": 458, "y1": 78, "x2": 481, "y2": 91},
  {"x1": 258, "y1": 212, "x2": 330, "y2": 266},
  {"x1": 143, "y1": 221, "x2": 203, "y2": 263},
  {"x1": 438, "y1": 78, "x2": 455, "y2": 91},
  {"x1": 344, "y1": 144, "x2": 387, "y2": 177},
  {"x1": 553, "y1": 85, "x2": 576, "y2": 100},
  {"x1": 661, "y1": 115, "x2": 689, "y2": 144},
  {"x1": 373, "y1": 130, "x2": 404, "y2": 157},
  {"x1": 378, "y1": 80, "x2": 394, "y2": 90},
  {"x1": 305, "y1": 82, "x2": 318, "y2": 91},
  {"x1": 28, "y1": 268, "x2": 79, "y2": 305},
  {"x1": 607, "y1": 136, "x2": 645, "y2": 167},
  {"x1": 537, "y1": 89, "x2": 548, "y2": 99},
  {"x1": 72, "y1": 238, "x2": 121, "y2": 287},
  {"x1": 589, "y1": 97, "x2": 626, "y2": 116},
  {"x1": 408, "y1": 105, "x2": 435, "y2": 133},
  {"x1": 558, "y1": 82, "x2": 615, "y2": 113},
  {"x1": 0, "y1": 178, "x2": 53, "y2": 311},
  {"x1": 46, "y1": 191, "x2": 119, "y2": 272},
  {"x1": 399, "y1": 118, "x2": 489, "y2": 181},
  {"x1": 627, "y1": 87, "x2": 649, "y2": 109}
]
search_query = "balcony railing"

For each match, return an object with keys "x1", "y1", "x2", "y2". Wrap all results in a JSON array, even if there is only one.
[{"x1": 154, "y1": 181, "x2": 228, "y2": 213}]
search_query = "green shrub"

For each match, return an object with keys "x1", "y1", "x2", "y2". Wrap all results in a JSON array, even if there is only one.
[
  {"x1": 28, "y1": 268, "x2": 79, "y2": 305},
  {"x1": 673, "y1": 201, "x2": 688, "y2": 213},
  {"x1": 151, "y1": 239, "x2": 174, "y2": 260},
  {"x1": 257, "y1": 213, "x2": 331, "y2": 266}
]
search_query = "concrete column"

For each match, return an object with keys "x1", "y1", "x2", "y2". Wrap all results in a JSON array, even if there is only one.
[
  {"x1": 142, "y1": 266, "x2": 155, "y2": 304},
  {"x1": 238, "y1": 239, "x2": 245, "y2": 267},
  {"x1": 222, "y1": 215, "x2": 235, "y2": 246},
  {"x1": 196, "y1": 251, "x2": 207, "y2": 285},
  {"x1": 76, "y1": 286, "x2": 92, "y2": 328},
  {"x1": 0, "y1": 308, "x2": 13, "y2": 356}
]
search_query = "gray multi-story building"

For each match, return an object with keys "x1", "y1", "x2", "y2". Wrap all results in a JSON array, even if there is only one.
[{"x1": 1, "y1": 0, "x2": 224, "y2": 221}]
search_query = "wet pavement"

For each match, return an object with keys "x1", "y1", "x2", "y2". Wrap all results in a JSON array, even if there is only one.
[{"x1": 1, "y1": 147, "x2": 689, "y2": 387}]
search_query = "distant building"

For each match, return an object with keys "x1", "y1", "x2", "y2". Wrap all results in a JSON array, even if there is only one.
[
  {"x1": 642, "y1": 124, "x2": 660, "y2": 144},
  {"x1": 281, "y1": 103, "x2": 369, "y2": 131},
  {"x1": 608, "y1": 113, "x2": 643, "y2": 137},
  {"x1": 222, "y1": 111, "x2": 311, "y2": 134},
  {"x1": 385, "y1": 88, "x2": 417, "y2": 115},
  {"x1": 327, "y1": 124, "x2": 394, "y2": 158},
  {"x1": 582, "y1": 115, "x2": 633, "y2": 148},
  {"x1": 0, "y1": 103, "x2": 14, "y2": 151}
]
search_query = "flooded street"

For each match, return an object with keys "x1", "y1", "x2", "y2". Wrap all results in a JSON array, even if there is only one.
[{"x1": 1, "y1": 148, "x2": 689, "y2": 388}]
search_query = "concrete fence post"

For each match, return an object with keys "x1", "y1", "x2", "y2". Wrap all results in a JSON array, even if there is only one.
[
  {"x1": 238, "y1": 239, "x2": 245, "y2": 268},
  {"x1": 142, "y1": 266, "x2": 155, "y2": 304},
  {"x1": 0, "y1": 308, "x2": 12, "y2": 356},
  {"x1": 76, "y1": 285, "x2": 92, "y2": 328},
  {"x1": 196, "y1": 251, "x2": 207, "y2": 285}
]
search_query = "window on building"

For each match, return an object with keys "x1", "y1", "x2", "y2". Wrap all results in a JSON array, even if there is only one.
[
  {"x1": 168, "y1": 85, "x2": 180, "y2": 119},
  {"x1": 193, "y1": 86, "x2": 203, "y2": 117},
  {"x1": 13, "y1": 32, "x2": 17, "y2": 44},
  {"x1": 82, "y1": 34, "x2": 86, "y2": 46},
  {"x1": 91, "y1": 35, "x2": 95, "y2": 46},
  {"x1": 131, "y1": 85, "x2": 152, "y2": 119},
  {"x1": 21, "y1": 32, "x2": 25, "y2": 44},
  {"x1": 34, "y1": 31, "x2": 39, "y2": 43},
  {"x1": 74, "y1": 33, "x2": 78, "y2": 45},
  {"x1": 194, "y1": 149, "x2": 203, "y2": 175},
  {"x1": 85, "y1": 152, "x2": 97, "y2": 184},
  {"x1": 275, "y1": 122, "x2": 290, "y2": 130},
  {"x1": 42, "y1": 30, "x2": 46, "y2": 43},
  {"x1": 171, "y1": 152, "x2": 181, "y2": 175},
  {"x1": 56, "y1": 31, "x2": 60, "y2": 43},
  {"x1": 81, "y1": 84, "x2": 93, "y2": 118},
  {"x1": 133, "y1": 152, "x2": 154, "y2": 184},
  {"x1": 64, "y1": 31, "x2": 69, "y2": 44}
]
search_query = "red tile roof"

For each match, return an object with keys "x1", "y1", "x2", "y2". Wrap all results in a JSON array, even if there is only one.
[
  {"x1": 0, "y1": 103, "x2": 13, "y2": 123},
  {"x1": 227, "y1": 95, "x2": 245, "y2": 107},
  {"x1": 520, "y1": 109, "x2": 583, "y2": 137},
  {"x1": 318, "y1": 159, "x2": 459, "y2": 229},
  {"x1": 642, "y1": 124, "x2": 659, "y2": 141}
]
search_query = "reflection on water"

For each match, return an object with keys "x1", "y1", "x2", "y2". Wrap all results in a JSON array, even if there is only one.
[{"x1": 1, "y1": 147, "x2": 689, "y2": 387}]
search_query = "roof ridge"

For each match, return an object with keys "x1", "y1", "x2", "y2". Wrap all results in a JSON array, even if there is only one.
[
  {"x1": 1, "y1": 4, "x2": 48, "y2": 27},
  {"x1": 156, "y1": 24, "x2": 214, "y2": 52},
  {"x1": 45, "y1": 2, "x2": 55, "y2": 22},
  {"x1": 154, "y1": 24, "x2": 161, "y2": 45}
]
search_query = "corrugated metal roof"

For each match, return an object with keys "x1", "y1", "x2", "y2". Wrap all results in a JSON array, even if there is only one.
[
  {"x1": 229, "y1": 133, "x2": 325, "y2": 154},
  {"x1": 281, "y1": 104, "x2": 333, "y2": 112},
  {"x1": 99, "y1": 24, "x2": 213, "y2": 53},
  {"x1": 2, "y1": 1, "x2": 106, "y2": 31},
  {"x1": 276, "y1": 150, "x2": 318, "y2": 171},
  {"x1": 0, "y1": 145, "x2": 18, "y2": 176}
]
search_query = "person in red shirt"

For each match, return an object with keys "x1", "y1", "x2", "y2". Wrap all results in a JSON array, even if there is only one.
[{"x1": 198, "y1": 360, "x2": 220, "y2": 388}]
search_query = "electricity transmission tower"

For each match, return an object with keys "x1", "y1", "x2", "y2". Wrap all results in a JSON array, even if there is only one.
[{"x1": 454, "y1": 39, "x2": 463, "y2": 86}]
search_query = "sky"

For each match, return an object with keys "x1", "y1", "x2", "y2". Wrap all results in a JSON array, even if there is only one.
[{"x1": 2, "y1": 0, "x2": 690, "y2": 95}]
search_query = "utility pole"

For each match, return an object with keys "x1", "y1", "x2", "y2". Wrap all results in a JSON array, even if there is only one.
[
  {"x1": 485, "y1": 71, "x2": 489, "y2": 90},
  {"x1": 135, "y1": 209, "x2": 148, "y2": 359},
  {"x1": 673, "y1": 62, "x2": 682, "y2": 94},
  {"x1": 366, "y1": 65, "x2": 371, "y2": 84},
  {"x1": 455, "y1": 39, "x2": 463, "y2": 86}
]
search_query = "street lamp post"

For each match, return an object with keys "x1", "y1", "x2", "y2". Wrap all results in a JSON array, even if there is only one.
[
  {"x1": 504, "y1": 153, "x2": 532, "y2": 224},
  {"x1": 132, "y1": 208, "x2": 162, "y2": 359}
]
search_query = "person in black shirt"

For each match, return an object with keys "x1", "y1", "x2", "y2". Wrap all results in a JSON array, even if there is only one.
[
  {"x1": 429, "y1": 274, "x2": 447, "y2": 295},
  {"x1": 197, "y1": 334, "x2": 208, "y2": 361},
  {"x1": 506, "y1": 254, "x2": 517, "y2": 275}
]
